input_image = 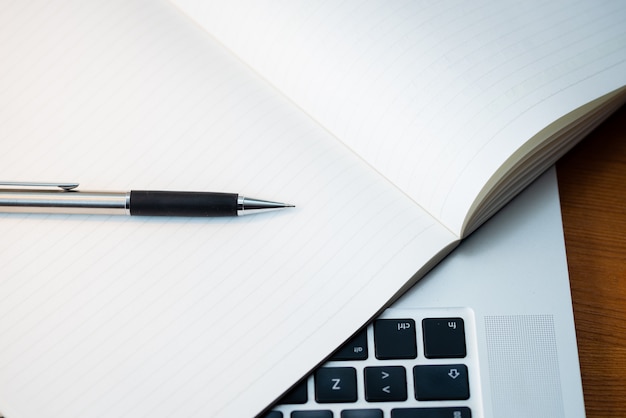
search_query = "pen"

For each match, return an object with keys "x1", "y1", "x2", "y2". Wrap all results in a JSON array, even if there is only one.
[{"x1": 0, "y1": 182, "x2": 294, "y2": 217}]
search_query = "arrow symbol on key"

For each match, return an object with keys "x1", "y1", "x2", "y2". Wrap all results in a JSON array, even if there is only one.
[
  {"x1": 381, "y1": 371, "x2": 389, "y2": 379},
  {"x1": 382, "y1": 385, "x2": 391, "y2": 393},
  {"x1": 448, "y1": 368, "x2": 460, "y2": 379}
]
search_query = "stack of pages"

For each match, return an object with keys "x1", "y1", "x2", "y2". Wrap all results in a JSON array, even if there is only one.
[{"x1": 1, "y1": 1, "x2": 625, "y2": 417}]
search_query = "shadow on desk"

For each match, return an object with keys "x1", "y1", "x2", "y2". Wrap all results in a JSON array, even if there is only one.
[{"x1": 557, "y1": 104, "x2": 626, "y2": 417}]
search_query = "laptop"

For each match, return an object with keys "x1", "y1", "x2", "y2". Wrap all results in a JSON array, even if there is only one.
[{"x1": 265, "y1": 167, "x2": 585, "y2": 418}]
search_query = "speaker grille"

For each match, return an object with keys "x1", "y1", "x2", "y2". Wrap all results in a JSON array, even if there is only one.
[{"x1": 485, "y1": 314, "x2": 564, "y2": 417}]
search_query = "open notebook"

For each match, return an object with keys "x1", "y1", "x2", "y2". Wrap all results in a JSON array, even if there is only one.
[
  {"x1": 0, "y1": 171, "x2": 582, "y2": 418},
  {"x1": 0, "y1": 1, "x2": 623, "y2": 417}
]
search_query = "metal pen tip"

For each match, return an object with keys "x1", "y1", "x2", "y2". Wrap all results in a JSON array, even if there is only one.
[{"x1": 237, "y1": 196, "x2": 295, "y2": 215}]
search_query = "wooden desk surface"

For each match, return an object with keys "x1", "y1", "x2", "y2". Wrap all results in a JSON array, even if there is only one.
[{"x1": 557, "y1": 104, "x2": 626, "y2": 417}]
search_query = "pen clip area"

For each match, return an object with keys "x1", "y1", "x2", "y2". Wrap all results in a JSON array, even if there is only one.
[{"x1": 0, "y1": 181, "x2": 79, "y2": 191}]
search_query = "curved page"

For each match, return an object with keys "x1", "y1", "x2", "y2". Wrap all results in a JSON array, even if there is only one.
[{"x1": 172, "y1": 0, "x2": 626, "y2": 234}]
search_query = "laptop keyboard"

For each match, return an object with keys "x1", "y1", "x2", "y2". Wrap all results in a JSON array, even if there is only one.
[{"x1": 264, "y1": 308, "x2": 482, "y2": 418}]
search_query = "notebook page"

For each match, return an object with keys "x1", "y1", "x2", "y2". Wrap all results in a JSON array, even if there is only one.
[
  {"x1": 171, "y1": 0, "x2": 626, "y2": 235},
  {"x1": 0, "y1": 1, "x2": 457, "y2": 417}
]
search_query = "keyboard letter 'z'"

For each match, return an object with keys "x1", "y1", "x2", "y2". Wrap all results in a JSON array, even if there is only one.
[{"x1": 315, "y1": 367, "x2": 357, "y2": 403}]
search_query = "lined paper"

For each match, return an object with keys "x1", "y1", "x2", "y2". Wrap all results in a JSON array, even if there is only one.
[
  {"x1": 2, "y1": 1, "x2": 626, "y2": 417},
  {"x1": 172, "y1": 0, "x2": 626, "y2": 233},
  {"x1": 0, "y1": 1, "x2": 456, "y2": 417}
]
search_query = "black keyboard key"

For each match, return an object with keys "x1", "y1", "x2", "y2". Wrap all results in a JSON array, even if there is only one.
[
  {"x1": 331, "y1": 329, "x2": 368, "y2": 360},
  {"x1": 261, "y1": 412, "x2": 283, "y2": 418},
  {"x1": 373, "y1": 319, "x2": 417, "y2": 359},
  {"x1": 422, "y1": 318, "x2": 466, "y2": 358},
  {"x1": 413, "y1": 364, "x2": 470, "y2": 400},
  {"x1": 278, "y1": 380, "x2": 308, "y2": 404},
  {"x1": 391, "y1": 407, "x2": 472, "y2": 418},
  {"x1": 315, "y1": 367, "x2": 357, "y2": 403},
  {"x1": 364, "y1": 366, "x2": 407, "y2": 402},
  {"x1": 341, "y1": 409, "x2": 383, "y2": 418},
  {"x1": 292, "y1": 411, "x2": 333, "y2": 418}
]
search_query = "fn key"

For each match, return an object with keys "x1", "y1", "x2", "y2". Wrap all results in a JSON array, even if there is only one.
[{"x1": 422, "y1": 317, "x2": 466, "y2": 358}]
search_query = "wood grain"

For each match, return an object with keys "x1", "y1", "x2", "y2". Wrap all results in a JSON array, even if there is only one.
[{"x1": 557, "y1": 104, "x2": 626, "y2": 416}]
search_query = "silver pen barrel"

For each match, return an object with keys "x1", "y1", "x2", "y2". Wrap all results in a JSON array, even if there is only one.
[
  {"x1": 0, "y1": 189, "x2": 130, "y2": 215},
  {"x1": 0, "y1": 182, "x2": 293, "y2": 217}
]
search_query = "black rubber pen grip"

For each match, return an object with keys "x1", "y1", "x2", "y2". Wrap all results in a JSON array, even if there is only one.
[{"x1": 129, "y1": 191, "x2": 238, "y2": 217}]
